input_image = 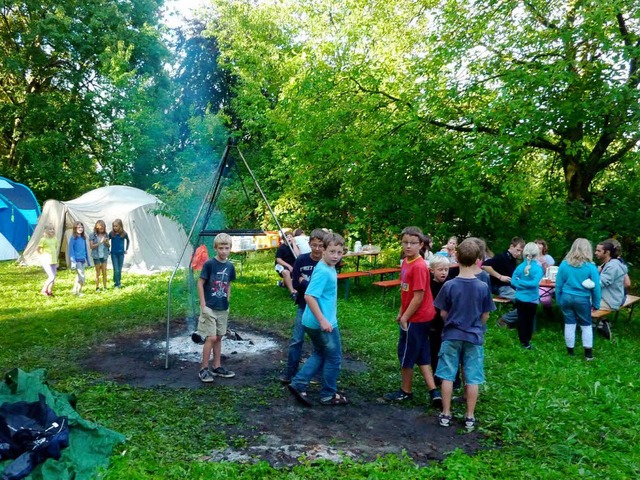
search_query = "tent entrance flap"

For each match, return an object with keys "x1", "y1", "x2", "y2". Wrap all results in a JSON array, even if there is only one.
[{"x1": 165, "y1": 139, "x2": 287, "y2": 369}]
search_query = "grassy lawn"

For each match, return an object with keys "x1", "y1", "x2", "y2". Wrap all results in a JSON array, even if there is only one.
[{"x1": 1, "y1": 252, "x2": 639, "y2": 479}]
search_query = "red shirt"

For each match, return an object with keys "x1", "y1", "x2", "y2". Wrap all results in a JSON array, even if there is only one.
[{"x1": 400, "y1": 257, "x2": 436, "y2": 323}]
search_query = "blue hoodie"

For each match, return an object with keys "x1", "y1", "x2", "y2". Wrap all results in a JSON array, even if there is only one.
[
  {"x1": 511, "y1": 260, "x2": 544, "y2": 303},
  {"x1": 555, "y1": 260, "x2": 601, "y2": 309}
]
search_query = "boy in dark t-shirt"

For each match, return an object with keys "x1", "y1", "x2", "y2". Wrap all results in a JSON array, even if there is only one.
[
  {"x1": 280, "y1": 229, "x2": 326, "y2": 383},
  {"x1": 193, "y1": 233, "x2": 237, "y2": 383},
  {"x1": 434, "y1": 239, "x2": 496, "y2": 431}
]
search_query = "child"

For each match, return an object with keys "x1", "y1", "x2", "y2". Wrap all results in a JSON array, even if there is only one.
[
  {"x1": 555, "y1": 238, "x2": 601, "y2": 360},
  {"x1": 193, "y1": 233, "x2": 237, "y2": 382},
  {"x1": 89, "y1": 220, "x2": 110, "y2": 292},
  {"x1": 36, "y1": 223, "x2": 58, "y2": 296},
  {"x1": 275, "y1": 230, "x2": 300, "y2": 300},
  {"x1": 280, "y1": 228, "x2": 325, "y2": 384},
  {"x1": 288, "y1": 232, "x2": 347, "y2": 406},
  {"x1": 428, "y1": 255, "x2": 450, "y2": 374},
  {"x1": 293, "y1": 228, "x2": 311, "y2": 255},
  {"x1": 68, "y1": 222, "x2": 90, "y2": 296},
  {"x1": 384, "y1": 226, "x2": 442, "y2": 407},
  {"x1": 434, "y1": 238, "x2": 496, "y2": 431},
  {"x1": 511, "y1": 242, "x2": 544, "y2": 349},
  {"x1": 109, "y1": 219, "x2": 130, "y2": 288}
]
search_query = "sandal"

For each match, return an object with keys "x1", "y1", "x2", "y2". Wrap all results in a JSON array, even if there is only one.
[
  {"x1": 320, "y1": 393, "x2": 349, "y2": 406},
  {"x1": 288, "y1": 384, "x2": 313, "y2": 407}
]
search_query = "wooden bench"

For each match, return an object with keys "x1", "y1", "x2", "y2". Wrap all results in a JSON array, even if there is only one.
[
  {"x1": 337, "y1": 271, "x2": 371, "y2": 299},
  {"x1": 591, "y1": 294, "x2": 640, "y2": 322},
  {"x1": 372, "y1": 278, "x2": 401, "y2": 305},
  {"x1": 368, "y1": 267, "x2": 401, "y2": 280},
  {"x1": 492, "y1": 296, "x2": 512, "y2": 304}
]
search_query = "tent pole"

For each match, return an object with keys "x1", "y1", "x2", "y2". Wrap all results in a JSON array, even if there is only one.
[
  {"x1": 165, "y1": 143, "x2": 231, "y2": 369},
  {"x1": 234, "y1": 147, "x2": 293, "y2": 255}
]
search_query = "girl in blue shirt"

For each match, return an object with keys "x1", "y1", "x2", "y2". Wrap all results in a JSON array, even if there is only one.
[
  {"x1": 68, "y1": 222, "x2": 90, "y2": 296},
  {"x1": 555, "y1": 238, "x2": 601, "y2": 360},
  {"x1": 108, "y1": 219, "x2": 130, "y2": 288},
  {"x1": 511, "y1": 242, "x2": 544, "y2": 349}
]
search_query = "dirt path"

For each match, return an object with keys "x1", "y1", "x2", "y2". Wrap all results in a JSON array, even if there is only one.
[{"x1": 82, "y1": 319, "x2": 485, "y2": 467}]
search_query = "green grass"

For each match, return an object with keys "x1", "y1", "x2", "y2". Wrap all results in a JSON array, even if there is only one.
[{"x1": 1, "y1": 253, "x2": 640, "y2": 479}]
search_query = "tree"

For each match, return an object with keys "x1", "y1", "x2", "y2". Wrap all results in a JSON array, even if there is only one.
[
  {"x1": 210, "y1": 0, "x2": 640, "y2": 251},
  {"x1": 0, "y1": 0, "x2": 170, "y2": 200}
]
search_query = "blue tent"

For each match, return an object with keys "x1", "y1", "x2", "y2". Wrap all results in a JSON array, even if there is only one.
[{"x1": 0, "y1": 176, "x2": 41, "y2": 260}]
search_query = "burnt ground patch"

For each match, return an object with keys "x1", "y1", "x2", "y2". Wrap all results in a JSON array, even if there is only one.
[{"x1": 81, "y1": 319, "x2": 486, "y2": 467}]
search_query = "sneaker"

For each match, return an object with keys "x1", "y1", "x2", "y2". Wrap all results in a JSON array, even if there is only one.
[
  {"x1": 522, "y1": 344, "x2": 532, "y2": 350},
  {"x1": 463, "y1": 416, "x2": 476, "y2": 432},
  {"x1": 383, "y1": 389, "x2": 413, "y2": 401},
  {"x1": 198, "y1": 368, "x2": 214, "y2": 383},
  {"x1": 279, "y1": 373, "x2": 292, "y2": 385},
  {"x1": 438, "y1": 413, "x2": 452, "y2": 427},
  {"x1": 429, "y1": 389, "x2": 443, "y2": 408},
  {"x1": 599, "y1": 320, "x2": 611, "y2": 340},
  {"x1": 211, "y1": 366, "x2": 235, "y2": 378},
  {"x1": 191, "y1": 332, "x2": 205, "y2": 345},
  {"x1": 277, "y1": 280, "x2": 284, "y2": 288}
]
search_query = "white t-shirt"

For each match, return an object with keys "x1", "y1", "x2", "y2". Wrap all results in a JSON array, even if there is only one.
[{"x1": 294, "y1": 236, "x2": 311, "y2": 254}]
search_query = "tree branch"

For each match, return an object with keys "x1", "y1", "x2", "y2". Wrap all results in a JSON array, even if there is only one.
[
  {"x1": 597, "y1": 135, "x2": 640, "y2": 169},
  {"x1": 523, "y1": 1, "x2": 558, "y2": 30}
]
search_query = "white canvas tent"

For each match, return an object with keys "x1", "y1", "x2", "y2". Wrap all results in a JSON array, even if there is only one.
[{"x1": 22, "y1": 186, "x2": 192, "y2": 274}]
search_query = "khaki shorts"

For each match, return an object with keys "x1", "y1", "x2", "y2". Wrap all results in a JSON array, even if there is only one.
[{"x1": 197, "y1": 307, "x2": 229, "y2": 338}]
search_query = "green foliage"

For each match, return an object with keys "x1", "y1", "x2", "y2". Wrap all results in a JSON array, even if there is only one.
[
  {"x1": 205, "y1": 0, "x2": 640, "y2": 262},
  {"x1": 0, "y1": 0, "x2": 171, "y2": 200}
]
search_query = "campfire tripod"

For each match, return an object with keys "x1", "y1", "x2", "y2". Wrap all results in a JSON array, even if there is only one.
[{"x1": 165, "y1": 138, "x2": 290, "y2": 369}]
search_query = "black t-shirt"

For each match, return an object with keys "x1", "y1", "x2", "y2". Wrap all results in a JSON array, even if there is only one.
[
  {"x1": 200, "y1": 258, "x2": 236, "y2": 310},
  {"x1": 275, "y1": 243, "x2": 296, "y2": 267},
  {"x1": 483, "y1": 250, "x2": 517, "y2": 289}
]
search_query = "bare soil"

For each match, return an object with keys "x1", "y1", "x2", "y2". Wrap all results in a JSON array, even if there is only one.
[{"x1": 81, "y1": 319, "x2": 486, "y2": 467}]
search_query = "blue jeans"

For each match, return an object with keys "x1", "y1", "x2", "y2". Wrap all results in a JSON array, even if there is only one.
[
  {"x1": 291, "y1": 327, "x2": 342, "y2": 400},
  {"x1": 284, "y1": 307, "x2": 306, "y2": 378},
  {"x1": 560, "y1": 293, "x2": 592, "y2": 326},
  {"x1": 111, "y1": 253, "x2": 124, "y2": 287},
  {"x1": 497, "y1": 285, "x2": 519, "y2": 324}
]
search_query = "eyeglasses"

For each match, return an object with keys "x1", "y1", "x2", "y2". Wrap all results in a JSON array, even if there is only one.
[
  {"x1": 401, "y1": 241, "x2": 420, "y2": 246},
  {"x1": 310, "y1": 243, "x2": 324, "y2": 250}
]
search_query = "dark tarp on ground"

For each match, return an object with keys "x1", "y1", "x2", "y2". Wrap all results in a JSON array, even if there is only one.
[{"x1": 0, "y1": 369, "x2": 125, "y2": 480}]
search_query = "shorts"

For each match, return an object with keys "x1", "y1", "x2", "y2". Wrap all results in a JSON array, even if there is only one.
[
  {"x1": 397, "y1": 322, "x2": 431, "y2": 368},
  {"x1": 435, "y1": 340, "x2": 485, "y2": 385},
  {"x1": 275, "y1": 264, "x2": 285, "y2": 276},
  {"x1": 197, "y1": 307, "x2": 229, "y2": 338},
  {"x1": 93, "y1": 257, "x2": 107, "y2": 265}
]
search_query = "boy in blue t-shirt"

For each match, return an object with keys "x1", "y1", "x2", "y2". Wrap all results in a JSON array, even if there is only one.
[
  {"x1": 288, "y1": 233, "x2": 347, "y2": 406},
  {"x1": 193, "y1": 233, "x2": 237, "y2": 383},
  {"x1": 434, "y1": 239, "x2": 496, "y2": 431}
]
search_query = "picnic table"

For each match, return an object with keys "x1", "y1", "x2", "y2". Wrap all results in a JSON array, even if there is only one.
[
  {"x1": 342, "y1": 250, "x2": 379, "y2": 271},
  {"x1": 338, "y1": 267, "x2": 401, "y2": 300}
]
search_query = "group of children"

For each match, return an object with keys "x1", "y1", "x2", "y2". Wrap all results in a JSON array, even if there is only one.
[
  {"x1": 192, "y1": 228, "x2": 494, "y2": 430},
  {"x1": 36, "y1": 219, "x2": 130, "y2": 296},
  {"x1": 191, "y1": 228, "x2": 629, "y2": 432}
]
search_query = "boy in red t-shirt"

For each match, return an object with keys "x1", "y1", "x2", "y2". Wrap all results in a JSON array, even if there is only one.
[{"x1": 383, "y1": 226, "x2": 442, "y2": 407}]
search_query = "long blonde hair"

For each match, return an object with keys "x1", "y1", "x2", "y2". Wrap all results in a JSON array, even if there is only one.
[
  {"x1": 564, "y1": 238, "x2": 593, "y2": 267},
  {"x1": 110, "y1": 218, "x2": 126, "y2": 238},
  {"x1": 522, "y1": 242, "x2": 539, "y2": 275}
]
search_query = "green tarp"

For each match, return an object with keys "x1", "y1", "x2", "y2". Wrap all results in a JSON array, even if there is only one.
[{"x1": 0, "y1": 369, "x2": 125, "y2": 479}]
